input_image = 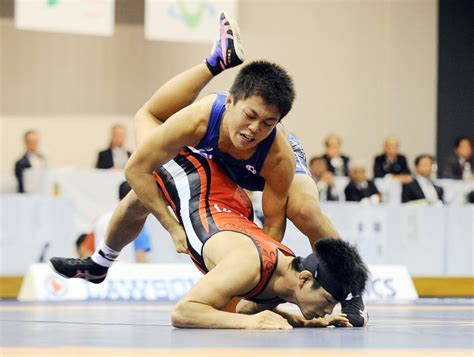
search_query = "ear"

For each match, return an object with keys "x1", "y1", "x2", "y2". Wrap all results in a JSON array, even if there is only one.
[
  {"x1": 225, "y1": 95, "x2": 234, "y2": 111},
  {"x1": 298, "y1": 270, "x2": 314, "y2": 289}
]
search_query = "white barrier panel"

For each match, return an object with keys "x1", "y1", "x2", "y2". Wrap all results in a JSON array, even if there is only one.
[
  {"x1": 19, "y1": 263, "x2": 417, "y2": 302},
  {"x1": 0, "y1": 195, "x2": 75, "y2": 275},
  {"x1": 363, "y1": 265, "x2": 418, "y2": 302},
  {"x1": 18, "y1": 263, "x2": 201, "y2": 302}
]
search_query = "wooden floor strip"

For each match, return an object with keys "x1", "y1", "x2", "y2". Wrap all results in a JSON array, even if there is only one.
[{"x1": 412, "y1": 277, "x2": 474, "y2": 297}]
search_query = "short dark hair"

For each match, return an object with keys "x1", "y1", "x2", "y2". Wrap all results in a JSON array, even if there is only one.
[
  {"x1": 309, "y1": 156, "x2": 325, "y2": 166},
  {"x1": 119, "y1": 181, "x2": 131, "y2": 200},
  {"x1": 75, "y1": 233, "x2": 88, "y2": 249},
  {"x1": 414, "y1": 154, "x2": 433, "y2": 167},
  {"x1": 229, "y1": 60, "x2": 295, "y2": 119},
  {"x1": 454, "y1": 136, "x2": 472, "y2": 149},
  {"x1": 315, "y1": 238, "x2": 369, "y2": 297},
  {"x1": 292, "y1": 238, "x2": 369, "y2": 297},
  {"x1": 291, "y1": 256, "x2": 321, "y2": 290}
]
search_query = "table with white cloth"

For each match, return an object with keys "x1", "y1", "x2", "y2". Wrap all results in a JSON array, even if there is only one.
[
  {"x1": 24, "y1": 168, "x2": 126, "y2": 236},
  {"x1": 329, "y1": 176, "x2": 473, "y2": 204}
]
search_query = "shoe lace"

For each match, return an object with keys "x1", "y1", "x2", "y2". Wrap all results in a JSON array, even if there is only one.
[{"x1": 65, "y1": 257, "x2": 92, "y2": 265}]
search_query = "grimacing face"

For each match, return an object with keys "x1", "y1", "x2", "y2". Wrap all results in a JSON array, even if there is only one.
[
  {"x1": 296, "y1": 273, "x2": 338, "y2": 320},
  {"x1": 223, "y1": 95, "x2": 281, "y2": 151}
]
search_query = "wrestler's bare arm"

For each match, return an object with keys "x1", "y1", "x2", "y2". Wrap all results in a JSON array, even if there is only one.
[
  {"x1": 125, "y1": 98, "x2": 212, "y2": 224},
  {"x1": 134, "y1": 91, "x2": 216, "y2": 145},
  {"x1": 259, "y1": 130, "x2": 296, "y2": 242},
  {"x1": 171, "y1": 248, "x2": 292, "y2": 330}
]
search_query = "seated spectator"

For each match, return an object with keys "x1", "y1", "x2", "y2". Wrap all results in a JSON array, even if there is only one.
[
  {"x1": 441, "y1": 136, "x2": 473, "y2": 180},
  {"x1": 309, "y1": 156, "x2": 340, "y2": 201},
  {"x1": 75, "y1": 233, "x2": 94, "y2": 258},
  {"x1": 80, "y1": 181, "x2": 152, "y2": 262},
  {"x1": 321, "y1": 134, "x2": 350, "y2": 177},
  {"x1": 402, "y1": 154, "x2": 444, "y2": 205},
  {"x1": 345, "y1": 163, "x2": 381, "y2": 204},
  {"x1": 14, "y1": 130, "x2": 47, "y2": 193},
  {"x1": 373, "y1": 136, "x2": 412, "y2": 184},
  {"x1": 96, "y1": 124, "x2": 131, "y2": 169}
]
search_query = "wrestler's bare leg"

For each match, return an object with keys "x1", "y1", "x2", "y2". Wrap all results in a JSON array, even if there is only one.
[{"x1": 286, "y1": 174, "x2": 340, "y2": 249}]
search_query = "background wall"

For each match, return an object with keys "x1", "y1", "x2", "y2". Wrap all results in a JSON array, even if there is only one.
[
  {"x1": 1, "y1": 0, "x2": 438, "y2": 177},
  {"x1": 436, "y1": 0, "x2": 474, "y2": 170}
]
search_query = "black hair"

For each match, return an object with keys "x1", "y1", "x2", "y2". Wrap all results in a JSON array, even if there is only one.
[
  {"x1": 315, "y1": 238, "x2": 368, "y2": 296},
  {"x1": 309, "y1": 156, "x2": 325, "y2": 166},
  {"x1": 292, "y1": 238, "x2": 369, "y2": 297},
  {"x1": 454, "y1": 136, "x2": 472, "y2": 149},
  {"x1": 75, "y1": 233, "x2": 88, "y2": 249},
  {"x1": 414, "y1": 154, "x2": 433, "y2": 167},
  {"x1": 229, "y1": 60, "x2": 295, "y2": 119},
  {"x1": 119, "y1": 181, "x2": 131, "y2": 200},
  {"x1": 291, "y1": 256, "x2": 321, "y2": 290}
]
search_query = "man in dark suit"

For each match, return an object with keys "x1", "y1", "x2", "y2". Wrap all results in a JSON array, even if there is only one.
[
  {"x1": 321, "y1": 134, "x2": 350, "y2": 177},
  {"x1": 96, "y1": 124, "x2": 131, "y2": 169},
  {"x1": 373, "y1": 136, "x2": 412, "y2": 184},
  {"x1": 309, "y1": 156, "x2": 340, "y2": 201},
  {"x1": 402, "y1": 154, "x2": 443, "y2": 204},
  {"x1": 441, "y1": 136, "x2": 473, "y2": 180},
  {"x1": 14, "y1": 130, "x2": 47, "y2": 193},
  {"x1": 345, "y1": 163, "x2": 381, "y2": 203}
]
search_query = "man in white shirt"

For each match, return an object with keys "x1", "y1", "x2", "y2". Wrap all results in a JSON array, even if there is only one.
[
  {"x1": 96, "y1": 124, "x2": 131, "y2": 170},
  {"x1": 441, "y1": 136, "x2": 473, "y2": 180},
  {"x1": 321, "y1": 134, "x2": 350, "y2": 177},
  {"x1": 344, "y1": 163, "x2": 381, "y2": 204},
  {"x1": 309, "y1": 156, "x2": 340, "y2": 201},
  {"x1": 402, "y1": 154, "x2": 444, "y2": 205}
]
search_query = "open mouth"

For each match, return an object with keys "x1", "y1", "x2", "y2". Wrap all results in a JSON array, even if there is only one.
[{"x1": 240, "y1": 133, "x2": 255, "y2": 144}]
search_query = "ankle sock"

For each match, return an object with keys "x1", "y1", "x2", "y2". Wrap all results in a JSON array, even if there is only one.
[{"x1": 91, "y1": 242, "x2": 120, "y2": 268}]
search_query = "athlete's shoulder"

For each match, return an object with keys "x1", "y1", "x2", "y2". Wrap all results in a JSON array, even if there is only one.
[
  {"x1": 207, "y1": 233, "x2": 262, "y2": 289},
  {"x1": 184, "y1": 94, "x2": 218, "y2": 139},
  {"x1": 190, "y1": 93, "x2": 217, "y2": 119},
  {"x1": 261, "y1": 128, "x2": 295, "y2": 177}
]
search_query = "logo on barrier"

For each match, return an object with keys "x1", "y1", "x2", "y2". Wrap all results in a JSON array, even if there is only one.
[
  {"x1": 44, "y1": 275, "x2": 67, "y2": 297},
  {"x1": 85, "y1": 277, "x2": 200, "y2": 301},
  {"x1": 364, "y1": 278, "x2": 397, "y2": 300}
]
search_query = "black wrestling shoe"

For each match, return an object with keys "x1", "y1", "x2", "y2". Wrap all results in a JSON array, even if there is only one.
[
  {"x1": 341, "y1": 295, "x2": 368, "y2": 327},
  {"x1": 49, "y1": 257, "x2": 108, "y2": 284}
]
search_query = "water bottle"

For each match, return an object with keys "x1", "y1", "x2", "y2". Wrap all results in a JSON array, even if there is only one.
[{"x1": 52, "y1": 182, "x2": 61, "y2": 196}]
